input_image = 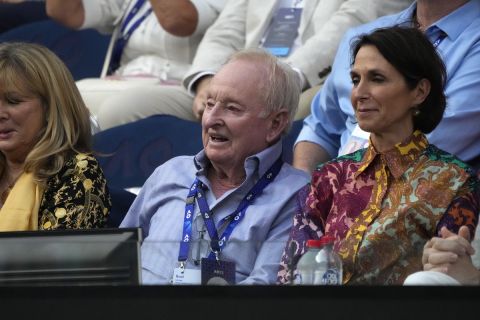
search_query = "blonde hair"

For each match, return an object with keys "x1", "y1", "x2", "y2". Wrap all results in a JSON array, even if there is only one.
[
  {"x1": 225, "y1": 49, "x2": 302, "y2": 133},
  {"x1": 0, "y1": 42, "x2": 91, "y2": 184}
]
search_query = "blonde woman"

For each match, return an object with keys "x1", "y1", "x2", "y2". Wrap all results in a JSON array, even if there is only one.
[{"x1": 0, "y1": 42, "x2": 111, "y2": 231}]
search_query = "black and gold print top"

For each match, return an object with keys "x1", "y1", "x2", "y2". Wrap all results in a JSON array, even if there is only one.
[{"x1": 38, "y1": 153, "x2": 111, "y2": 230}]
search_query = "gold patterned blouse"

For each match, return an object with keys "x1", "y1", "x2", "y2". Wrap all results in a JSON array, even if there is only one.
[{"x1": 38, "y1": 153, "x2": 111, "y2": 230}]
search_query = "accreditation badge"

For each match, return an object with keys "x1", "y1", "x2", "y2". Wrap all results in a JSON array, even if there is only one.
[
  {"x1": 262, "y1": 8, "x2": 302, "y2": 57},
  {"x1": 172, "y1": 266, "x2": 201, "y2": 285},
  {"x1": 201, "y1": 258, "x2": 236, "y2": 285}
]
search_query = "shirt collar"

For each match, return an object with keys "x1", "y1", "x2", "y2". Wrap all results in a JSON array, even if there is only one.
[
  {"x1": 193, "y1": 140, "x2": 284, "y2": 179},
  {"x1": 355, "y1": 130, "x2": 429, "y2": 179},
  {"x1": 409, "y1": 1, "x2": 479, "y2": 41},
  {"x1": 396, "y1": 2, "x2": 417, "y2": 26}
]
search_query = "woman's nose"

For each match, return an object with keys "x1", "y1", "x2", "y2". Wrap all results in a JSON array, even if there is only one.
[
  {"x1": 352, "y1": 80, "x2": 370, "y2": 101},
  {"x1": 0, "y1": 102, "x2": 8, "y2": 120}
]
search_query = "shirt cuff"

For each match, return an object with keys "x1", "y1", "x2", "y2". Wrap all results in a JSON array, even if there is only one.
[
  {"x1": 186, "y1": 71, "x2": 216, "y2": 96},
  {"x1": 294, "y1": 119, "x2": 337, "y2": 159},
  {"x1": 81, "y1": 0, "x2": 102, "y2": 29},
  {"x1": 190, "y1": 0, "x2": 220, "y2": 36},
  {"x1": 291, "y1": 66, "x2": 308, "y2": 90}
]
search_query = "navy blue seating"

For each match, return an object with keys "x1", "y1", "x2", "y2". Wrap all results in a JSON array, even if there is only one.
[
  {"x1": 0, "y1": 19, "x2": 109, "y2": 80},
  {"x1": 93, "y1": 115, "x2": 203, "y2": 190},
  {"x1": 0, "y1": 2, "x2": 48, "y2": 34}
]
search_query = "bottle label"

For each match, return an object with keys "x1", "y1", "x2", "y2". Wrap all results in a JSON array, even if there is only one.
[{"x1": 321, "y1": 269, "x2": 340, "y2": 285}]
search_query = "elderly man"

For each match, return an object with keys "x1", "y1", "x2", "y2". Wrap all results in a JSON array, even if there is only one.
[{"x1": 120, "y1": 49, "x2": 309, "y2": 285}]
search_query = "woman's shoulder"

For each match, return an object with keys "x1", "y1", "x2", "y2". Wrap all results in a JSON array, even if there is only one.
[
  {"x1": 64, "y1": 152, "x2": 101, "y2": 169},
  {"x1": 51, "y1": 152, "x2": 103, "y2": 182},
  {"x1": 316, "y1": 148, "x2": 367, "y2": 171},
  {"x1": 424, "y1": 144, "x2": 477, "y2": 176}
]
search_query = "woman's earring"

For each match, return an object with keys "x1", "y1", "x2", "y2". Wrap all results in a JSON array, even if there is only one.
[{"x1": 413, "y1": 107, "x2": 420, "y2": 116}]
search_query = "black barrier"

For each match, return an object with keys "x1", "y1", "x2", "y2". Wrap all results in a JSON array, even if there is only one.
[{"x1": 0, "y1": 285, "x2": 478, "y2": 319}]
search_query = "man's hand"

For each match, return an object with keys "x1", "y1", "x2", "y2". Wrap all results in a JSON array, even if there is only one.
[{"x1": 192, "y1": 76, "x2": 212, "y2": 120}]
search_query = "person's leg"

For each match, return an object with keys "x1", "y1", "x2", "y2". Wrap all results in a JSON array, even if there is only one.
[
  {"x1": 76, "y1": 78, "x2": 196, "y2": 130},
  {"x1": 76, "y1": 78, "x2": 127, "y2": 116},
  {"x1": 95, "y1": 85, "x2": 195, "y2": 130}
]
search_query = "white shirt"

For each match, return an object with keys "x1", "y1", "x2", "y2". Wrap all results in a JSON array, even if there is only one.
[{"x1": 81, "y1": 0, "x2": 225, "y2": 81}]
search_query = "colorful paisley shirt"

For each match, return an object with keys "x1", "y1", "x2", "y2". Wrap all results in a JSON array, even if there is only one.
[
  {"x1": 38, "y1": 153, "x2": 111, "y2": 230},
  {"x1": 278, "y1": 131, "x2": 479, "y2": 285}
]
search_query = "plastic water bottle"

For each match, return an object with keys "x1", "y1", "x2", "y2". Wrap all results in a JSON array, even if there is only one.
[
  {"x1": 295, "y1": 236, "x2": 342, "y2": 285},
  {"x1": 314, "y1": 235, "x2": 342, "y2": 285}
]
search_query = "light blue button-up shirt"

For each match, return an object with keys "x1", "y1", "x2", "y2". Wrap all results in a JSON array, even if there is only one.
[
  {"x1": 120, "y1": 141, "x2": 309, "y2": 284},
  {"x1": 297, "y1": 1, "x2": 480, "y2": 162}
]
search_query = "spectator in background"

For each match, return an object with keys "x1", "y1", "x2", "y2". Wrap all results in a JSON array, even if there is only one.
[
  {"x1": 277, "y1": 27, "x2": 479, "y2": 285},
  {"x1": 92, "y1": 0, "x2": 413, "y2": 130},
  {"x1": 120, "y1": 49, "x2": 309, "y2": 285},
  {"x1": 46, "y1": 0, "x2": 225, "y2": 130},
  {"x1": 294, "y1": 0, "x2": 480, "y2": 175},
  {"x1": 0, "y1": 0, "x2": 48, "y2": 34},
  {"x1": 0, "y1": 42, "x2": 110, "y2": 231}
]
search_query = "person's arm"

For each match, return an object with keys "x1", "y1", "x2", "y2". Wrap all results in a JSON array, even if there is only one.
[
  {"x1": 39, "y1": 154, "x2": 111, "y2": 230},
  {"x1": 148, "y1": 0, "x2": 198, "y2": 37},
  {"x1": 293, "y1": 141, "x2": 331, "y2": 174},
  {"x1": 45, "y1": 0, "x2": 85, "y2": 29},
  {"x1": 423, "y1": 226, "x2": 480, "y2": 285}
]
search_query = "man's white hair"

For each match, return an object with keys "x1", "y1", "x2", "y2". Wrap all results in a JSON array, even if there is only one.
[{"x1": 224, "y1": 49, "x2": 302, "y2": 133}]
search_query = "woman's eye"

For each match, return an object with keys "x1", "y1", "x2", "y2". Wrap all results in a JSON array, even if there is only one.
[{"x1": 5, "y1": 97, "x2": 21, "y2": 105}]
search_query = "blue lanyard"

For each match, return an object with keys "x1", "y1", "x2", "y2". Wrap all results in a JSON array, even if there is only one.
[
  {"x1": 107, "y1": 0, "x2": 153, "y2": 74},
  {"x1": 178, "y1": 157, "x2": 284, "y2": 264}
]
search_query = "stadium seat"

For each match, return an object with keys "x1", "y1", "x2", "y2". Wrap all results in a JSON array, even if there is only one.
[{"x1": 0, "y1": 19, "x2": 109, "y2": 80}]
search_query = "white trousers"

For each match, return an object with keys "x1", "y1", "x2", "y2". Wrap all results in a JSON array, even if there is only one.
[{"x1": 76, "y1": 78, "x2": 196, "y2": 131}]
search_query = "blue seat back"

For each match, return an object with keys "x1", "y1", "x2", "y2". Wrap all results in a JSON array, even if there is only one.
[
  {"x1": 93, "y1": 115, "x2": 303, "y2": 226},
  {"x1": 93, "y1": 115, "x2": 204, "y2": 189},
  {"x1": 0, "y1": 19, "x2": 110, "y2": 80}
]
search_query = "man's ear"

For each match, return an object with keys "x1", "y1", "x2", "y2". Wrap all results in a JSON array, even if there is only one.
[
  {"x1": 266, "y1": 109, "x2": 289, "y2": 144},
  {"x1": 413, "y1": 78, "x2": 431, "y2": 106}
]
